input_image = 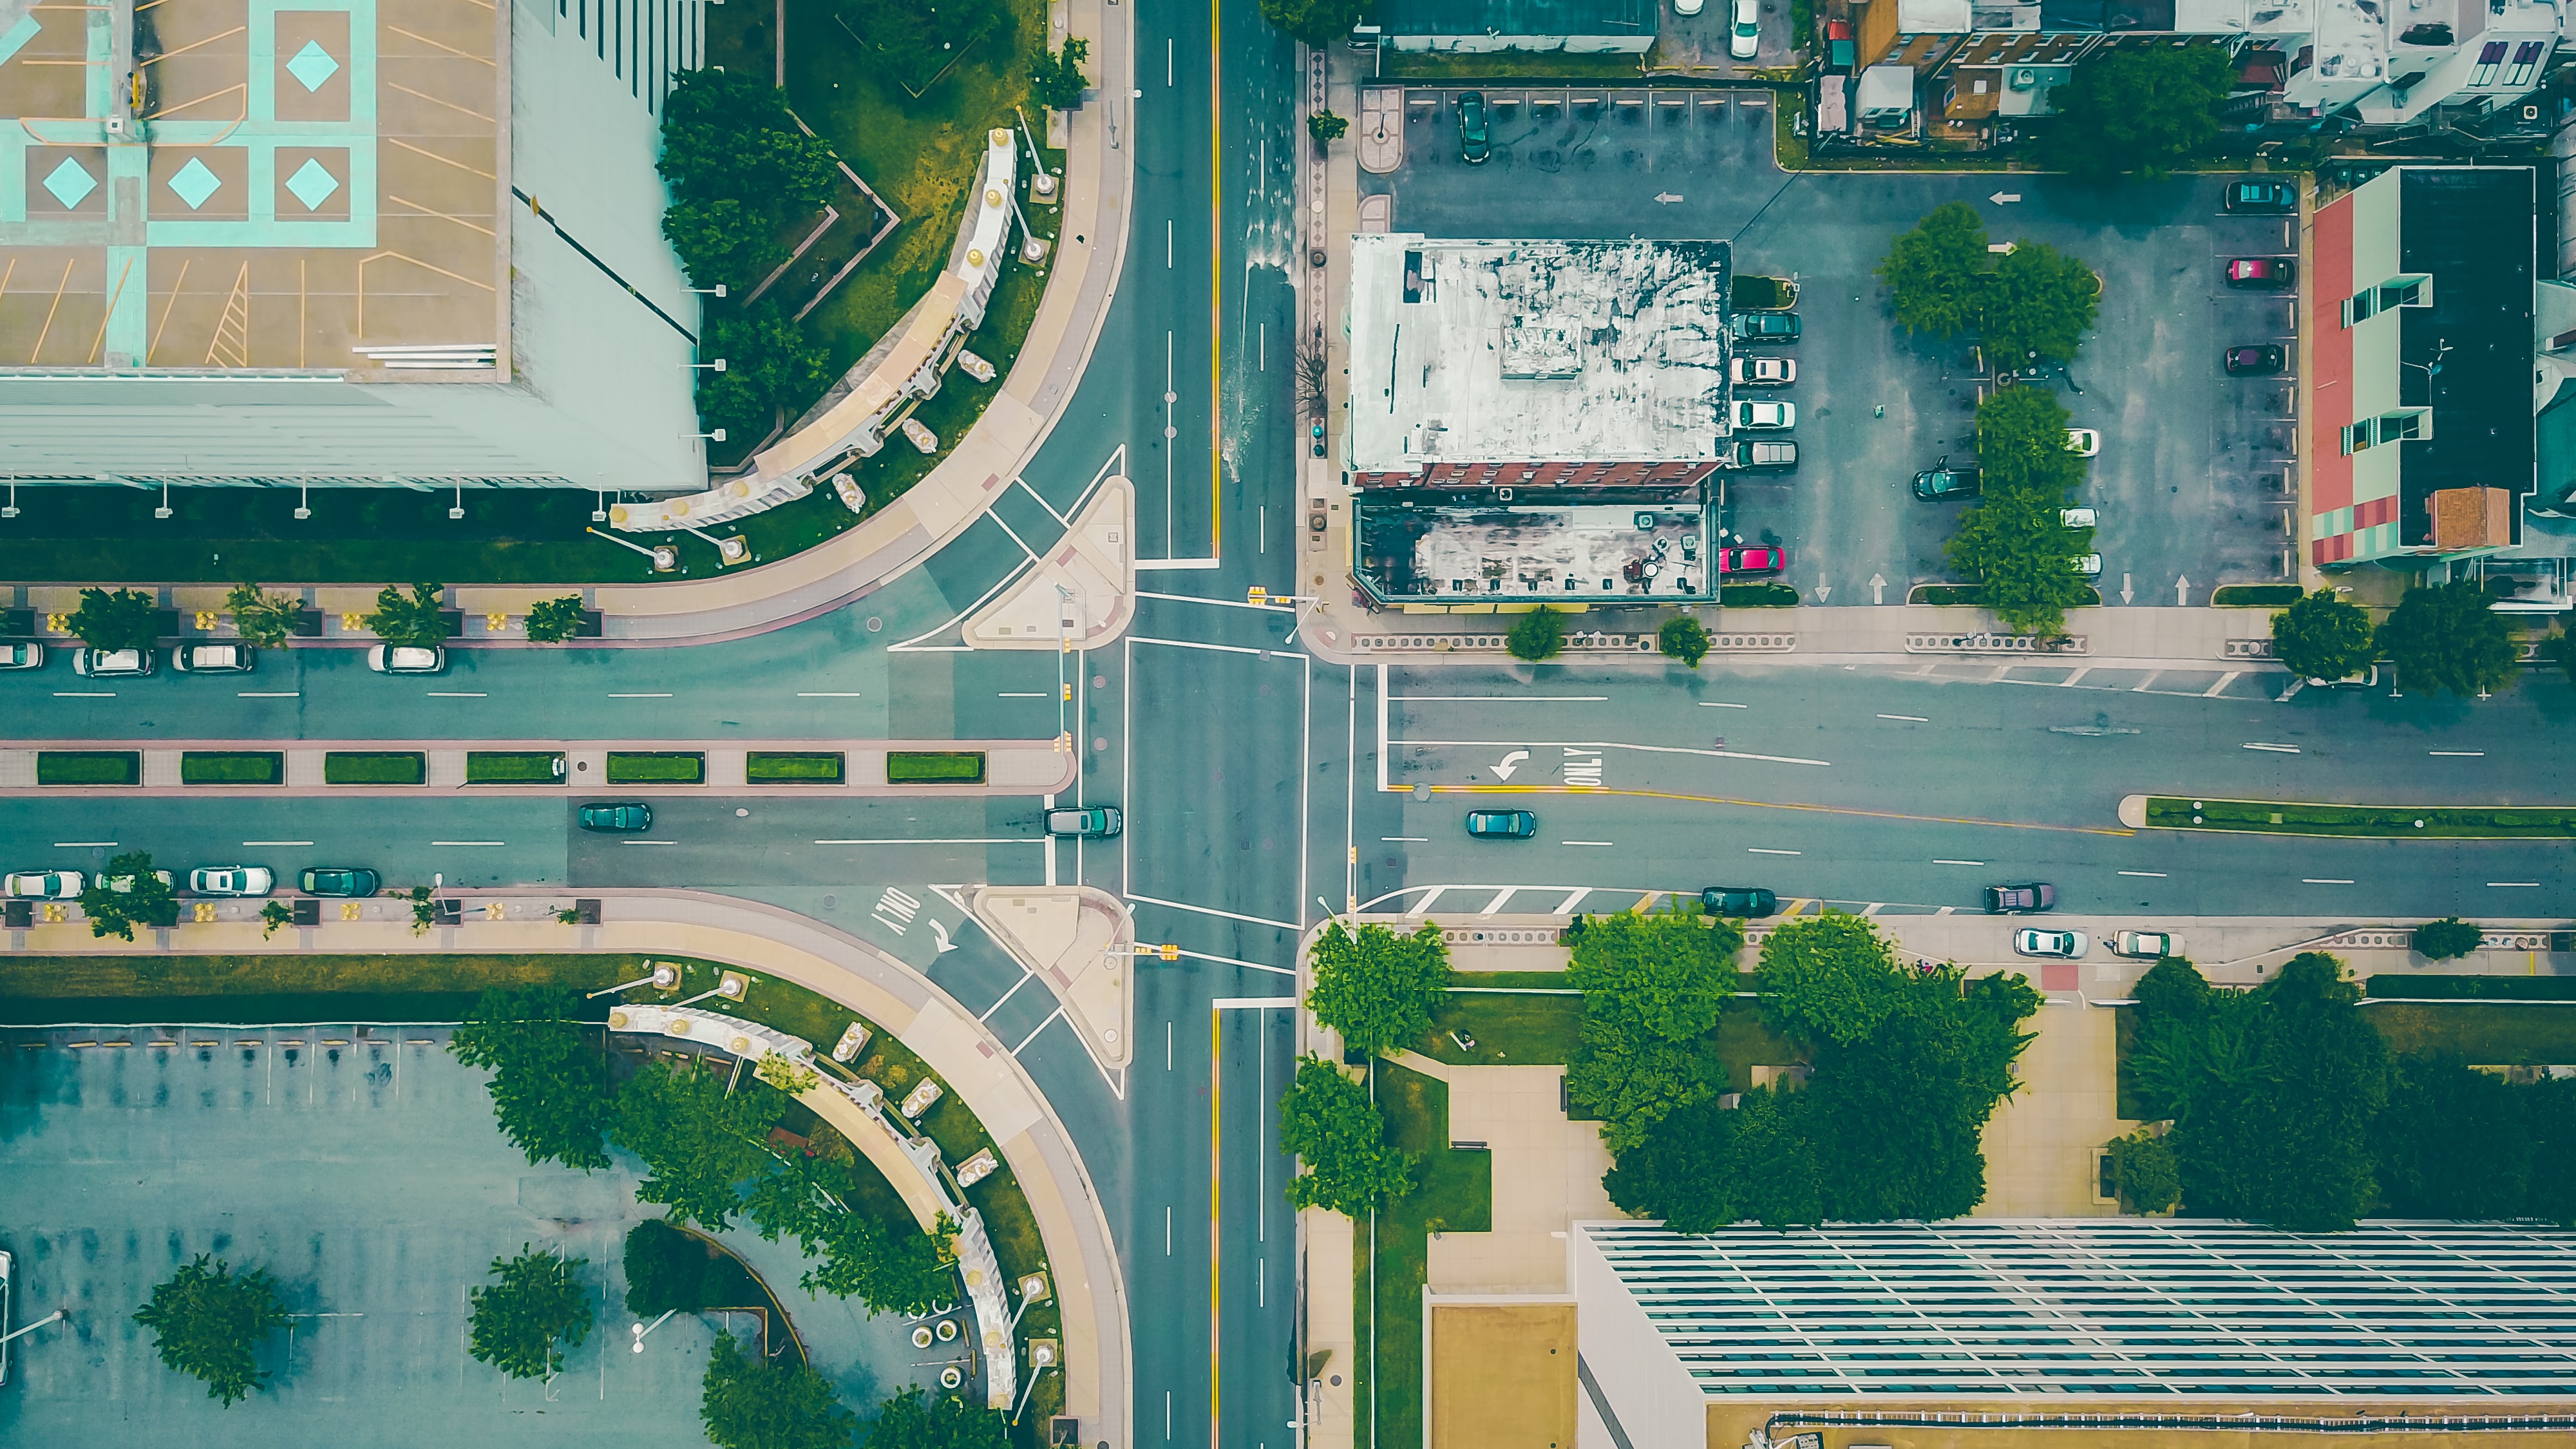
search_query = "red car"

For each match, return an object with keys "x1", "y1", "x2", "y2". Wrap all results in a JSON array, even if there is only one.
[
  {"x1": 1718, "y1": 546, "x2": 1787, "y2": 576},
  {"x1": 2226, "y1": 257, "x2": 2295, "y2": 289}
]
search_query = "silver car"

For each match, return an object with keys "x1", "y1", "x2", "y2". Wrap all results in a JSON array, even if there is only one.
[
  {"x1": 73, "y1": 647, "x2": 154, "y2": 677},
  {"x1": 174, "y1": 643, "x2": 254, "y2": 674},
  {"x1": 0, "y1": 642, "x2": 43, "y2": 670},
  {"x1": 5, "y1": 869, "x2": 82, "y2": 898},
  {"x1": 189, "y1": 866, "x2": 276, "y2": 896},
  {"x1": 368, "y1": 645, "x2": 446, "y2": 675},
  {"x1": 2014, "y1": 928, "x2": 2090, "y2": 959}
]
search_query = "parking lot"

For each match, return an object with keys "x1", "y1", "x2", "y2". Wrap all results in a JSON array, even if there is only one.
[{"x1": 1359, "y1": 88, "x2": 2302, "y2": 607}]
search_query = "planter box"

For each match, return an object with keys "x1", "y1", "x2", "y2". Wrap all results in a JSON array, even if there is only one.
[
  {"x1": 606, "y1": 752, "x2": 705, "y2": 785},
  {"x1": 182, "y1": 751, "x2": 285, "y2": 785},
  {"x1": 747, "y1": 751, "x2": 846, "y2": 783},
  {"x1": 575, "y1": 609, "x2": 603, "y2": 638},
  {"x1": 325, "y1": 752, "x2": 426, "y2": 786},
  {"x1": 573, "y1": 898, "x2": 601, "y2": 925},
  {"x1": 886, "y1": 750, "x2": 986, "y2": 784},
  {"x1": 37, "y1": 750, "x2": 140, "y2": 785},
  {"x1": 466, "y1": 751, "x2": 565, "y2": 784},
  {"x1": 291, "y1": 898, "x2": 321, "y2": 927},
  {"x1": 5, "y1": 900, "x2": 30, "y2": 929},
  {"x1": 291, "y1": 608, "x2": 324, "y2": 638},
  {"x1": 1, "y1": 608, "x2": 32, "y2": 635}
]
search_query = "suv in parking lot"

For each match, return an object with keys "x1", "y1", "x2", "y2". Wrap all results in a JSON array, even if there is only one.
[
  {"x1": 1732, "y1": 312, "x2": 1800, "y2": 343},
  {"x1": 1733, "y1": 399, "x2": 1795, "y2": 431},
  {"x1": 1912, "y1": 464, "x2": 1980, "y2": 500}
]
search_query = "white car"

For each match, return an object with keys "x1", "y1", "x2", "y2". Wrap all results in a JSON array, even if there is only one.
[
  {"x1": 189, "y1": 866, "x2": 275, "y2": 897},
  {"x1": 2066, "y1": 428, "x2": 2101, "y2": 457},
  {"x1": 1730, "y1": 355, "x2": 1796, "y2": 386},
  {"x1": 1733, "y1": 399, "x2": 1795, "y2": 430},
  {"x1": 2072, "y1": 553, "x2": 2104, "y2": 578},
  {"x1": 368, "y1": 645, "x2": 447, "y2": 675},
  {"x1": 2060, "y1": 507, "x2": 2098, "y2": 529},
  {"x1": 0, "y1": 642, "x2": 43, "y2": 670},
  {"x1": 5, "y1": 869, "x2": 82, "y2": 899},
  {"x1": 173, "y1": 643, "x2": 254, "y2": 674},
  {"x1": 1674, "y1": 0, "x2": 1703, "y2": 14},
  {"x1": 1728, "y1": 0, "x2": 1761, "y2": 58},
  {"x1": 2014, "y1": 928, "x2": 2090, "y2": 959},
  {"x1": 2112, "y1": 930, "x2": 2183, "y2": 960},
  {"x1": 73, "y1": 647, "x2": 154, "y2": 677},
  {"x1": 107, "y1": 869, "x2": 175, "y2": 893}
]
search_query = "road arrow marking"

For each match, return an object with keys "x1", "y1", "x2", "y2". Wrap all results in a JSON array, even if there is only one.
[
  {"x1": 1870, "y1": 573, "x2": 1887, "y2": 605},
  {"x1": 2120, "y1": 572, "x2": 2135, "y2": 605},
  {"x1": 1991, "y1": 191, "x2": 2022, "y2": 204},
  {"x1": 1490, "y1": 750, "x2": 1530, "y2": 782},
  {"x1": 1654, "y1": 191, "x2": 1684, "y2": 204},
  {"x1": 928, "y1": 919, "x2": 958, "y2": 954},
  {"x1": 2175, "y1": 574, "x2": 2192, "y2": 606},
  {"x1": 1813, "y1": 575, "x2": 1831, "y2": 602}
]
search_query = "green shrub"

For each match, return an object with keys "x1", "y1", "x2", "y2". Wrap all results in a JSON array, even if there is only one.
[
  {"x1": 181, "y1": 752, "x2": 283, "y2": 786},
  {"x1": 885, "y1": 752, "x2": 983, "y2": 784},
  {"x1": 524, "y1": 596, "x2": 587, "y2": 644},
  {"x1": 467, "y1": 752, "x2": 564, "y2": 784},
  {"x1": 1505, "y1": 606, "x2": 1566, "y2": 662},
  {"x1": 2213, "y1": 583, "x2": 2304, "y2": 607},
  {"x1": 39, "y1": 751, "x2": 140, "y2": 785},
  {"x1": 607, "y1": 752, "x2": 706, "y2": 784},
  {"x1": 2107, "y1": 1128, "x2": 2181, "y2": 1214},
  {"x1": 323, "y1": 752, "x2": 425, "y2": 786},
  {"x1": 1718, "y1": 582, "x2": 1799, "y2": 607},
  {"x1": 2409, "y1": 917, "x2": 2485, "y2": 963},
  {"x1": 746, "y1": 752, "x2": 845, "y2": 783},
  {"x1": 623, "y1": 1218, "x2": 712, "y2": 1315},
  {"x1": 1656, "y1": 615, "x2": 1710, "y2": 667}
]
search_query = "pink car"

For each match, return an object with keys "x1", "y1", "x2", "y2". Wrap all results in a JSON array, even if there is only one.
[{"x1": 1718, "y1": 546, "x2": 1788, "y2": 576}]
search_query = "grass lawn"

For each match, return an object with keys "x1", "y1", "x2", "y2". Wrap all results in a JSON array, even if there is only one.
[
  {"x1": 2145, "y1": 797, "x2": 2576, "y2": 838},
  {"x1": 746, "y1": 751, "x2": 846, "y2": 782},
  {"x1": 180, "y1": 751, "x2": 282, "y2": 785},
  {"x1": 607, "y1": 752, "x2": 706, "y2": 784},
  {"x1": 0, "y1": 952, "x2": 631, "y2": 1025},
  {"x1": 2363, "y1": 1003, "x2": 2576, "y2": 1064},
  {"x1": 35, "y1": 751, "x2": 138, "y2": 785},
  {"x1": 887, "y1": 750, "x2": 985, "y2": 783},
  {"x1": 1361, "y1": 1061, "x2": 1492, "y2": 1449},
  {"x1": 466, "y1": 750, "x2": 564, "y2": 784},
  {"x1": 323, "y1": 752, "x2": 425, "y2": 786},
  {"x1": 1419, "y1": 990, "x2": 1580, "y2": 1067},
  {"x1": 1710, "y1": 1005, "x2": 1805, "y2": 1094}
]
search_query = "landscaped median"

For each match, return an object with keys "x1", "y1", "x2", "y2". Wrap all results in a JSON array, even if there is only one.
[{"x1": 2123, "y1": 794, "x2": 2576, "y2": 838}]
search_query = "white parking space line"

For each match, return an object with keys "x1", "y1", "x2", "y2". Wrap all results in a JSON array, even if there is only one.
[
  {"x1": 607, "y1": 692, "x2": 672, "y2": 699},
  {"x1": 2301, "y1": 878, "x2": 2355, "y2": 885},
  {"x1": 427, "y1": 692, "x2": 486, "y2": 697},
  {"x1": 432, "y1": 840, "x2": 506, "y2": 847},
  {"x1": 999, "y1": 692, "x2": 1049, "y2": 698},
  {"x1": 1933, "y1": 859, "x2": 1984, "y2": 866},
  {"x1": 619, "y1": 840, "x2": 677, "y2": 846},
  {"x1": 2119, "y1": 871, "x2": 2168, "y2": 878},
  {"x1": 796, "y1": 692, "x2": 864, "y2": 697},
  {"x1": 1555, "y1": 887, "x2": 1590, "y2": 914},
  {"x1": 1381, "y1": 836, "x2": 1428, "y2": 842},
  {"x1": 242, "y1": 840, "x2": 314, "y2": 846},
  {"x1": 1877, "y1": 714, "x2": 1929, "y2": 723},
  {"x1": 2202, "y1": 673, "x2": 2240, "y2": 697},
  {"x1": 238, "y1": 690, "x2": 299, "y2": 697},
  {"x1": 1698, "y1": 701, "x2": 1748, "y2": 708},
  {"x1": 2490, "y1": 882, "x2": 2542, "y2": 888},
  {"x1": 52, "y1": 840, "x2": 117, "y2": 847},
  {"x1": 1748, "y1": 848, "x2": 1802, "y2": 856},
  {"x1": 2242, "y1": 743, "x2": 2301, "y2": 753},
  {"x1": 1479, "y1": 889, "x2": 1515, "y2": 915},
  {"x1": 52, "y1": 692, "x2": 112, "y2": 697},
  {"x1": 2430, "y1": 751, "x2": 2485, "y2": 757},
  {"x1": 1560, "y1": 840, "x2": 1614, "y2": 847}
]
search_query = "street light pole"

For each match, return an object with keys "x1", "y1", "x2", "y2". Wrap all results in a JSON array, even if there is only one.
[
  {"x1": 630, "y1": 1309, "x2": 677, "y2": 1353},
  {"x1": 0, "y1": 1307, "x2": 68, "y2": 1347}
]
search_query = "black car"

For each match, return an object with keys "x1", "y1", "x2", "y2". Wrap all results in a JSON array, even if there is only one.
[
  {"x1": 300, "y1": 867, "x2": 381, "y2": 898},
  {"x1": 1701, "y1": 886, "x2": 1780, "y2": 918},
  {"x1": 1984, "y1": 882, "x2": 2056, "y2": 914},
  {"x1": 2222, "y1": 178, "x2": 2298, "y2": 214},
  {"x1": 1731, "y1": 312, "x2": 1801, "y2": 343},
  {"x1": 2224, "y1": 345, "x2": 2286, "y2": 375},
  {"x1": 578, "y1": 802, "x2": 654, "y2": 833},
  {"x1": 1457, "y1": 91, "x2": 1492, "y2": 164},
  {"x1": 1912, "y1": 464, "x2": 1981, "y2": 500}
]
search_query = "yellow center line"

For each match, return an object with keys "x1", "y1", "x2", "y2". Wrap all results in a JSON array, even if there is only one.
[{"x1": 1389, "y1": 781, "x2": 2136, "y2": 836}]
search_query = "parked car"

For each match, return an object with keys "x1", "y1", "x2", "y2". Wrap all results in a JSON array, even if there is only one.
[
  {"x1": 1912, "y1": 464, "x2": 1980, "y2": 500},
  {"x1": 173, "y1": 643, "x2": 253, "y2": 674},
  {"x1": 300, "y1": 866, "x2": 381, "y2": 897},
  {"x1": 1675, "y1": 0, "x2": 1704, "y2": 15},
  {"x1": 367, "y1": 645, "x2": 446, "y2": 674},
  {"x1": 2223, "y1": 178, "x2": 2298, "y2": 213},
  {"x1": 189, "y1": 866, "x2": 275, "y2": 896},
  {"x1": 106, "y1": 868, "x2": 174, "y2": 893},
  {"x1": 2112, "y1": 930, "x2": 2184, "y2": 960},
  {"x1": 0, "y1": 642, "x2": 43, "y2": 670},
  {"x1": 1732, "y1": 439, "x2": 1798, "y2": 470},
  {"x1": 1728, "y1": 0, "x2": 1762, "y2": 58},
  {"x1": 1732, "y1": 312, "x2": 1801, "y2": 343},
  {"x1": 1464, "y1": 809, "x2": 1538, "y2": 840},
  {"x1": 2226, "y1": 256, "x2": 2296, "y2": 288},
  {"x1": 1701, "y1": 886, "x2": 1779, "y2": 918},
  {"x1": 578, "y1": 802, "x2": 654, "y2": 833},
  {"x1": 0, "y1": 1245, "x2": 12, "y2": 1387},
  {"x1": 1457, "y1": 91, "x2": 1492, "y2": 165},
  {"x1": 1733, "y1": 399, "x2": 1795, "y2": 431},
  {"x1": 1719, "y1": 546, "x2": 1788, "y2": 576},
  {"x1": 1984, "y1": 882, "x2": 2056, "y2": 914},
  {"x1": 2072, "y1": 553, "x2": 2104, "y2": 578},
  {"x1": 2014, "y1": 928, "x2": 2090, "y2": 959},
  {"x1": 72, "y1": 647, "x2": 154, "y2": 677},
  {"x1": 2065, "y1": 428, "x2": 2100, "y2": 457},
  {"x1": 1824, "y1": 17, "x2": 1855, "y2": 71},
  {"x1": 1045, "y1": 805, "x2": 1124, "y2": 838},
  {"x1": 1730, "y1": 355, "x2": 1795, "y2": 386},
  {"x1": 2306, "y1": 665, "x2": 2380, "y2": 688},
  {"x1": 4, "y1": 869, "x2": 82, "y2": 899},
  {"x1": 2060, "y1": 507, "x2": 2098, "y2": 529},
  {"x1": 2224, "y1": 345, "x2": 2286, "y2": 375}
]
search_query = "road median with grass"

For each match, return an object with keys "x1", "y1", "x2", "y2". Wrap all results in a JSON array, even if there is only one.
[{"x1": 2126, "y1": 794, "x2": 2576, "y2": 838}]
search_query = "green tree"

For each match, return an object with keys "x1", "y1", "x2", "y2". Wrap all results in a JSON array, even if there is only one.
[
  {"x1": 1877, "y1": 202, "x2": 1989, "y2": 340},
  {"x1": 1278, "y1": 1055, "x2": 1414, "y2": 1216},
  {"x1": 659, "y1": 69, "x2": 836, "y2": 211},
  {"x1": 2269, "y1": 587, "x2": 2377, "y2": 681},
  {"x1": 2107, "y1": 1128, "x2": 2181, "y2": 1214},
  {"x1": 740, "y1": 1151, "x2": 957, "y2": 1314},
  {"x1": 2372, "y1": 1054, "x2": 2533, "y2": 1219},
  {"x1": 2378, "y1": 580, "x2": 2516, "y2": 698},
  {"x1": 1973, "y1": 380, "x2": 2082, "y2": 480},
  {"x1": 1505, "y1": 605, "x2": 1566, "y2": 662},
  {"x1": 525, "y1": 595, "x2": 587, "y2": 644},
  {"x1": 1755, "y1": 912, "x2": 1908, "y2": 1047},
  {"x1": 1031, "y1": 37, "x2": 1090, "y2": 110},
  {"x1": 1566, "y1": 913, "x2": 1743, "y2": 1152},
  {"x1": 1980, "y1": 242, "x2": 2099, "y2": 368},
  {"x1": 1258, "y1": 0, "x2": 1370, "y2": 46},
  {"x1": 2528, "y1": 1077, "x2": 2576, "y2": 1226},
  {"x1": 1804, "y1": 972, "x2": 2039, "y2": 1222},
  {"x1": 449, "y1": 985, "x2": 616, "y2": 1171},
  {"x1": 2412, "y1": 916, "x2": 2483, "y2": 962},
  {"x1": 1604, "y1": 1092, "x2": 1739, "y2": 1233},
  {"x1": 701, "y1": 1332, "x2": 860, "y2": 1449},
  {"x1": 468, "y1": 1247, "x2": 593, "y2": 1380},
  {"x1": 611, "y1": 1058, "x2": 790, "y2": 1229},
  {"x1": 224, "y1": 582, "x2": 301, "y2": 649},
  {"x1": 1307, "y1": 109, "x2": 1350, "y2": 147},
  {"x1": 258, "y1": 899, "x2": 294, "y2": 939},
  {"x1": 78, "y1": 850, "x2": 177, "y2": 942},
  {"x1": 1305, "y1": 919, "x2": 1452, "y2": 1057},
  {"x1": 67, "y1": 585, "x2": 159, "y2": 653},
  {"x1": 663, "y1": 196, "x2": 790, "y2": 294},
  {"x1": 1944, "y1": 484, "x2": 2096, "y2": 636},
  {"x1": 862, "y1": 1382, "x2": 1012, "y2": 1449},
  {"x1": 364, "y1": 582, "x2": 451, "y2": 648},
  {"x1": 697, "y1": 301, "x2": 836, "y2": 448},
  {"x1": 624, "y1": 1218, "x2": 712, "y2": 1315},
  {"x1": 1730, "y1": 1084, "x2": 1826, "y2": 1229},
  {"x1": 2041, "y1": 44, "x2": 2231, "y2": 180},
  {"x1": 133, "y1": 1255, "x2": 292, "y2": 1406},
  {"x1": 1656, "y1": 614, "x2": 1710, "y2": 667}
]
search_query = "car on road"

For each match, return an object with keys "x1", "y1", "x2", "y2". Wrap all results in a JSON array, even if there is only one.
[
  {"x1": 2223, "y1": 178, "x2": 2298, "y2": 214},
  {"x1": 1984, "y1": 882, "x2": 2056, "y2": 914},
  {"x1": 1718, "y1": 545, "x2": 1788, "y2": 576},
  {"x1": 1730, "y1": 355, "x2": 1795, "y2": 386},
  {"x1": 1045, "y1": 805, "x2": 1124, "y2": 838},
  {"x1": 2224, "y1": 344, "x2": 2287, "y2": 375},
  {"x1": 300, "y1": 866, "x2": 381, "y2": 897},
  {"x1": 1912, "y1": 464, "x2": 1980, "y2": 500},
  {"x1": 1457, "y1": 91, "x2": 1492, "y2": 165},
  {"x1": 578, "y1": 802, "x2": 654, "y2": 833},
  {"x1": 2226, "y1": 256, "x2": 2297, "y2": 289},
  {"x1": 1701, "y1": 886, "x2": 1779, "y2": 918},
  {"x1": 5, "y1": 869, "x2": 82, "y2": 899},
  {"x1": 1732, "y1": 312, "x2": 1801, "y2": 343},
  {"x1": 2065, "y1": 428, "x2": 2100, "y2": 457},
  {"x1": 1732, "y1": 439, "x2": 1798, "y2": 470},
  {"x1": 2072, "y1": 553, "x2": 2104, "y2": 578},
  {"x1": 1733, "y1": 400, "x2": 1795, "y2": 431},
  {"x1": 1464, "y1": 809, "x2": 1538, "y2": 840},
  {"x1": 2060, "y1": 507, "x2": 2098, "y2": 529},
  {"x1": 2014, "y1": 928, "x2": 2090, "y2": 959},
  {"x1": 173, "y1": 643, "x2": 254, "y2": 674},
  {"x1": 368, "y1": 644, "x2": 446, "y2": 674},
  {"x1": 1728, "y1": 0, "x2": 1761, "y2": 58},
  {"x1": 189, "y1": 866, "x2": 275, "y2": 896},
  {"x1": 2112, "y1": 929, "x2": 2184, "y2": 959},
  {"x1": 0, "y1": 642, "x2": 43, "y2": 670},
  {"x1": 73, "y1": 647, "x2": 154, "y2": 677}
]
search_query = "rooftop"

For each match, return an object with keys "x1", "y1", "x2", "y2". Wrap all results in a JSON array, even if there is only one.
[
  {"x1": 2396, "y1": 167, "x2": 2535, "y2": 548},
  {"x1": 1348, "y1": 234, "x2": 1732, "y2": 478}
]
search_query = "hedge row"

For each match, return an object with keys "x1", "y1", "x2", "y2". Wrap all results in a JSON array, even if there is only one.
[{"x1": 2365, "y1": 974, "x2": 2576, "y2": 1001}]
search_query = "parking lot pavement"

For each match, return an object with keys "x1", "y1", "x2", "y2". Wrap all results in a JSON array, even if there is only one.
[
  {"x1": 1658, "y1": 0, "x2": 1798, "y2": 70},
  {"x1": 1362, "y1": 91, "x2": 2301, "y2": 609}
]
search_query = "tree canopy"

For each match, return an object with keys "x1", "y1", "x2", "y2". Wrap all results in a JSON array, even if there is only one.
[
  {"x1": 525, "y1": 596, "x2": 587, "y2": 645},
  {"x1": 2107, "y1": 1128, "x2": 2181, "y2": 1214},
  {"x1": 1980, "y1": 242, "x2": 2099, "y2": 367},
  {"x1": 2412, "y1": 916, "x2": 2483, "y2": 962},
  {"x1": 1278, "y1": 1055, "x2": 1414, "y2": 1216},
  {"x1": 658, "y1": 69, "x2": 835, "y2": 294},
  {"x1": 225, "y1": 582, "x2": 301, "y2": 649},
  {"x1": 2377, "y1": 580, "x2": 2517, "y2": 697},
  {"x1": 468, "y1": 1247, "x2": 594, "y2": 1379},
  {"x1": 449, "y1": 985, "x2": 616, "y2": 1171},
  {"x1": 2269, "y1": 587, "x2": 2377, "y2": 681},
  {"x1": 1506, "y1": 605, "x2": 1566, "y2": 662},
  {"x1": 1258, "y1": 0, "x2": 1370, "y2": 47},
  {"x1": 1306, "y1": 919, "x2": 1452, "y2": 1057},
  {"x1": 1565, "y1": 913, "x2": 1743, "y2": 1152},
  {"x1": 696, "y1": 299, "x2": 835, "y2": 448},
  {"x1": 611, "y1": 1057, "x2": 791, "y2": 1230},
  {"x1": 1878, "y1": 202, "x2": 1989, "y2": 340},
  {"x1": 1946, "y1": 385, "x2": 2094, "y2": 635},
  {"x1": 2041, "y1": 44, "x2": 2232, "y2": 180},
  {"x1": 743, "y1": 1151, "x2": 957, "y2": 1314},
  {"x1": 133, "y1": 1255, "x2": 292, "y2": 1406},
  {"x1": 1657, "y1": 614, "x2": 1711, "y2": 667},
  {"x1": 363, "y1": 582, "x2": 451, "y2": 648},
  {"x1": 1031, "y1": 37, "x2": 1089, "y2": 111},
  {"x1": 68, "y1": 585, "x2": 160, "y2": 653},
  {"x1": 79, "y1": 850, "x2": 179, "y2": 941},
  {"x1": 862, "y1": 1383, "x2": 1012, "y2": 1449},
  {"x1": 1878, "y1": 206, "x2": 2097, "y2": 366},
  {"x1": 701, "y1": 1333, "x2": 860, "y2": 1449},
  {"x1": 1754, "y1": 911, "x2": 1908, "y2": 1047}
]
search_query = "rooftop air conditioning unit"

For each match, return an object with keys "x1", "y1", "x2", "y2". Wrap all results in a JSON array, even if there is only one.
[{"x1": 2010, "y1": 67, "x2": 2039, "y2": 90}]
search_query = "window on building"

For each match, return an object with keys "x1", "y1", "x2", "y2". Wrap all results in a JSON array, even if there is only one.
[
  {"x1": 2507, "y1": 41, "x2": 2544, "y2": 87},
  {"x1": 2344, "y1": 410, "x2": 2432, "y2": 452},
  {"x1": 2343, "y1": 275, "x2": 2430, "y2": 326},
  {"x1": 2470, "y1": 40, "x2": 2507, "y2": 86}
]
